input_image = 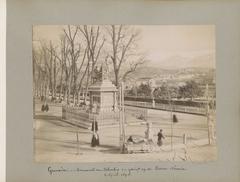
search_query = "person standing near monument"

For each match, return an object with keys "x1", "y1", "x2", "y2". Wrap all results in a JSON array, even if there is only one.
[
  {"x1": 91, "y1": 132, "x2": 100, "y2": 147},
  {"x1": 41, "y1": 100, "x2": 49, "y2": 112},
  {"x1": 91, "y1": 118, "x2": 99, "y2": 147}
]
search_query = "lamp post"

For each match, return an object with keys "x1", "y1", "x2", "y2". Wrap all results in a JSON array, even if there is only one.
[
  {"x1": 205, "y1": 84, "x2": 211, "y2": 145},
  {"x1": 119, "y1": 82, "x2": 126, "y2": 153},
  {"x1": 122, "y1": 82, "x2": 126, "y2": 150},
  {"x1": 167, "y1": 87, "x2": 173, "y2": 151},
  {"x1": 119, "y1": 85, "x2": 122, "y2": 151},
  {"x1": 149, "y1": 79, "x2": 156, "y2": 108}
]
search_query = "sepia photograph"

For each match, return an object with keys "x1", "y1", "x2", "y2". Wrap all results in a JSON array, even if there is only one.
[{"x1": 33, "y1": 25, "x2": 217, "y2": 163}]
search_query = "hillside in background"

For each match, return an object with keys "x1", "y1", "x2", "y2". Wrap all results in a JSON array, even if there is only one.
[
  {"x1": 152, "y1": 54, "x2": 215, "y2": 70},
  {"x1": 127, "y1": 65, "x2": 215, "y2": 86}
]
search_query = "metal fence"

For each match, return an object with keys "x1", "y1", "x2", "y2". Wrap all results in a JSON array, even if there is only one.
[
  {"x1": 124, "y1": 100, "x2": 206, "y2": 115},
  {"x1": 62, "y1": 106, "x2": 120, "y2": 128}
]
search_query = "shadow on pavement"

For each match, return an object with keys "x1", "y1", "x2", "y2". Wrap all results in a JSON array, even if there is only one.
[
  {"x1": 35, "y1": 114, "x2": 62, "y2": 121},
  {"x1": 35, "y1": 136, "x2": 120, "y2": 154},
  {"x1": 34, "y1": 114, "x2": 77, "y2": 128}
]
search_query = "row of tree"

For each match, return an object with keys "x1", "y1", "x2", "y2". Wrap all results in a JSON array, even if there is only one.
[
  {"x1": 126, "y1": 80, "x2": 204, "y2": 100},
  {"x1": 33, "y1": 25, "x2": 146, "y2": 104}
]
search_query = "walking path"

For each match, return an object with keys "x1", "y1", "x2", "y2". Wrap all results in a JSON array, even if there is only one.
[{"x1": 34, "y1": 101, "x2": 217, "y2": 163}]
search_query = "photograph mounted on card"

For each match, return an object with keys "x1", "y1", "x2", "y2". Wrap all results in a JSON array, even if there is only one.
[{"x1": 33, "y1": 25, "x2": 217, "y2": 163}]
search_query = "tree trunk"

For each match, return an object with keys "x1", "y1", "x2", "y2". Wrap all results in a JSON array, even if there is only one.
[
  {"x1": 67, "y1": 83, "x2": 71, "y2": 104},
  {"x1": 84, "y1": 67, "x2": 90, "y2": 103},
  {"x1": 114, "y1": 69, "x2": 119, "y2": 87},
  {"x1": 67, "y1": 74, "x2": 73, "y2": 104},
  {"x1": 53, "y1": 57, "x2": 57, "y2": 98},
  {"x1": 76, "y1": 92, "x2": 80, "y2": 104},
  {"x1": 59, "y1": 68, "x2": 63, "y2": 99},
  {"x1": 64, "y1": 76, "x2": 68, "y2": 102}
]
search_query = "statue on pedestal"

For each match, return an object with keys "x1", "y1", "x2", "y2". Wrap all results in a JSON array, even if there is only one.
[
  {"x1": 92, "y1": 67, "x2": 102, "y2": 83},
  {"x1": 91, "y1": 58, "x2": 109, "y2": 83},
  {"x1": 101, "y1": 58, "x2": 109, "y2": 81}
]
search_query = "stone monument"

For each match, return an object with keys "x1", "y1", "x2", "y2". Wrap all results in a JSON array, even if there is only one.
[
  {"x1": 89, "y1": 62, "x2": 118, "y2": 113},
  {"x1": 62, "y1": 62, "x2": 119, "y2": 129},
  {"x1": 87, "y1": 62, "x2": 119, "y2": 127}
]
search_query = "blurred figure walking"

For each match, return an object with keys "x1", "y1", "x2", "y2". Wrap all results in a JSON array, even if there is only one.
[{"x1": 157, "y1": 129, "x2": 165, "y2": 146}]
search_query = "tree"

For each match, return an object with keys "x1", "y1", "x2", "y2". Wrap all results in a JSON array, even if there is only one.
[
  {"x1": 56, "y1": 35, "x2": 68, "y2": 99},
  {"x1": 153, "y1": 87, "x2": 161, "y2": 99},
  {"x1": 159, "y1": 83, "x2": 169, "y2": 99},
  {"x1": 78, "y1": 25, "x2": 105, "y2": 101},
  {"x1": 106, "y1": 25, "x2": 145, "y2": 87},
  {"x1": 137, "y1": 83, "x2": 152, "y2": 97},
  {"x1": 63, "y1": 25, "x2": 86, "y2": 104},
  {"x1": 45, "y1": 41, "x2": 59, "y2": 99},
  {"x1": 75, "y1": 47, "x2": 88, "y2": 104},
  {"x1": 53, "y1": 34, "x2": 70, "y2": 102},
  {"x1": 179, "y1": 80, "x2": 203, "y2": 100},
  {"x1": 54, "y1": 26, "x2": 90, "y2": 104},
  {"x1": 34, "y1": 41, "x2": 54, "y2": 99},
  {"x1": 33, "y1": 46, "x2": 45, "y2": 97}
]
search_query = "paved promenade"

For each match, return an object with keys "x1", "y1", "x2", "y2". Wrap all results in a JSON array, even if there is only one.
[{"x1": 34, "y1": 102, "x2": 217, "y2": 163}]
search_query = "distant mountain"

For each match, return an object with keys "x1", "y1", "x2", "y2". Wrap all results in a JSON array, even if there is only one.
[
  {"x1": 189, "y1": 54, "x2": 215, "y2": 68},
  {"x1": 130, "y1": 66, "x2": 214, "y2": 79},
  {"x1": 156, "y1": 54, "x2": 215, "y2": 69},
  {"x1": 158, "y1": 55, "x2": 191, "y2": 69},
  {"x1": 127, "y1": 65, "x2": 215, "y2": 83},
  {"x1": 132, "y1": 66, "x2": 175, "y2": 78}
]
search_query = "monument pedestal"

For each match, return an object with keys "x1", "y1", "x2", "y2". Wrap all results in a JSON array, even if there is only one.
[{"x1": 88, "y1": 79, "x2": 119, "y2": 127}]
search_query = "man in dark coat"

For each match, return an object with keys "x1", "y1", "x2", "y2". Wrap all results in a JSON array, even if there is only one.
[
  {"x1": 173, "y1": 114, "x2": 178, "y2": 123},
  {"x1": 157, "y1": 129, "x2": 165, "y2": 146}
]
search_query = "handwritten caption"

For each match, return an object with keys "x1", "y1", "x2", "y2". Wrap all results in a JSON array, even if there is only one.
[{"x1": 48, "y1": 165, "x2": 187, "y2": 178}]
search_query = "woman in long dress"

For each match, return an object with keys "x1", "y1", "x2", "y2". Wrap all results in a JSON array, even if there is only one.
[
  {"x1": 91, "y1": 132, "x2": 100, "y2": 147},
  {"x1": 91, "y1": 120, "x2": 99, "y2": 147}
]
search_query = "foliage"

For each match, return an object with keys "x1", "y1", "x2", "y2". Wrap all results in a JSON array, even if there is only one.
[
  {"x1": 137, "y1": 83, "x2": 152, "y2": 97},
  {"x1": 126, "y1": 80, "x2": 203, "y2": 100},
  {"x1": 178, "y1": 80, "x2": 203, "y2": 100}
]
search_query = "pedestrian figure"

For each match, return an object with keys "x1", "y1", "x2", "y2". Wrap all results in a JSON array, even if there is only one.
[
  {"x1": 145, "y1": 122, "x2": 153, "y2": 141},
  {"x1": 173, "y1": 114, "x2": 178, "y2": 123},
  {"x1": 91, "y1": 120, "x2": 99, "y2": 147},
  {"x1": 41, "y1": 104, "x2": 45, "y2": 112},
  {"x1": 91, "y1": 132, "x2": 100, "y2": 147},
  {"x1": 157, "y1": 129, "x2": 165, "y2": 146},
  {"x1": 127, "y1": 136, "x2": 134, "y2": 143},
  {"x1": 45, "y1": 102, "x2": 49, "y2": 112},
  {"x1": 41, "y1": 101, "x2": 49, "y2": 112}
]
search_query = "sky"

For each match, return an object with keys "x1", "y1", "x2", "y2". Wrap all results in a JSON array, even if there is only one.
[{"x1": 33, "y1": 25, "x2": 215, "y2": 69}]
